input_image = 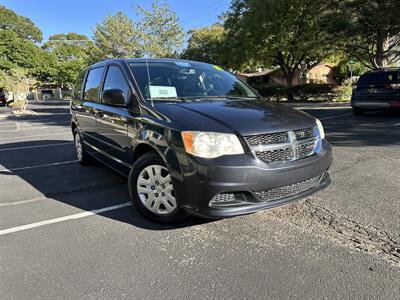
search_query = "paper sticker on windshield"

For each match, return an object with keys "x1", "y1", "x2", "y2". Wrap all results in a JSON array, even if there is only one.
[
  {"x1": 175, "y1": 61, "x2": 191, "y2": 67},
  {"x1": 213, "y1": 65, "x2": 223, "y2": 71},
  {"x1": 149, "y1": 86, "x2": 177, "y2": 98}
]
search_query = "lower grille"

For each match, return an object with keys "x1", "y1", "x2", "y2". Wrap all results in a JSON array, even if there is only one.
[
  {"x1": 210, "y1": 193, "x2": 235, "y2": 204},
  {"x1": 255, "y1": 176, "x2": 320, "y2": 202}
]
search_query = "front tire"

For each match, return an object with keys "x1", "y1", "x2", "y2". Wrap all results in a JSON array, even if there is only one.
[
  {"x1": 128, "y1": 152, "x2": 187, "y2": 224},
  {"x1": 352, "y1": 107, "x2": 365, "y2": 116}
]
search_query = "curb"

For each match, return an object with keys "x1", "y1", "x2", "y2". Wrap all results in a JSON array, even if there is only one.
[{"x1": 283, "y1": 102, "x2": 351, "y2": 108}]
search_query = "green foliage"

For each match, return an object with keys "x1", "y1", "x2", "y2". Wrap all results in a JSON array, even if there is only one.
[
  {"x1": 136, "y1": 0, "x2": 184, "y2": 57},
  {"x1": 0, "y1": 67, "x2": 36, "y2": 100},
  {"x1": 253, "y1": 83, "x2": 351, "y2": 102},
  {"x1": 93, "y1": 1, "x2": 184, "y2": 59},
  {"x1": 322, "y1": 0, "x2": 400, "y2": 69},
  {"x1": 93, "y1": 12, "x2": 142, "y2": 58},
  {"x1": 0, "y1": 5, "x2": 42, "y2": 42},
  {"x1": 44, "y1": 33, "x2": 93, "y2": 87},
  {"x1": 182, "y1": 25, "x2": 226, "y2": 65},
  {"x1": 223, "y1": 0, "x2": 333, "y2": 98}
]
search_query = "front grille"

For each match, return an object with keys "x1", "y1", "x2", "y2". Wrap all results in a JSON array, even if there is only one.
[
  {"x1": 256, "y1": 147, "x2": 292, "y2": 163},
  {"x1": 245, "y1": 127, "x2": 319, "y2": 164},
  {"x1": 244, "y1": 131, "x2": 289, "y2": 146},
  {"x1": 255, "y1": 176, "x2": 320, "y2": 202},
  {"x1": 294, "y1": 127, "x2": 316, "y2": 140},
  {"x1": 297, "y1": 141, "x2": 316, "y2": 158}
]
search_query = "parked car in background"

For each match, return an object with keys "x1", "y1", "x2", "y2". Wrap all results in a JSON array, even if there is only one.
[
  {"x1": 0, "y1": 89, "x2": 7, "y2": 106},
  {"x1": 71, "y1": 58, "x2": 332, "y2": 223},
  {"x1": 351, "y1": 68, "x2": 400, "y2": 116}
]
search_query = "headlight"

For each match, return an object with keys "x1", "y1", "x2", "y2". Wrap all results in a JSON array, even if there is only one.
[
  {"x1": 316, "y1": 119, "x2": 325, "y2": 139},
  {"x1": 181, "y1": 131, "x2": 244, "y2": 158}
]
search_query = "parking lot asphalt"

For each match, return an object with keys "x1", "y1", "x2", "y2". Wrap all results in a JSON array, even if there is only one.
[{"x1": 1, "y1": 102, "x2": 399, "y2": 299}]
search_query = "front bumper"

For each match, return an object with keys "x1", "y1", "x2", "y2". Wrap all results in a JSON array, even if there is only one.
[
  {"x1": 352, "y1": 96, "x2": 400, "y2": 109},
  {"x1": 174, "y1": 140, "x2": 333, "y2": 219}
]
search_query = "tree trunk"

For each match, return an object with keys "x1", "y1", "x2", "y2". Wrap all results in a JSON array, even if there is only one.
[
  {"x1": 374, "y1": 31, "x2": 389, "y2": 68},
  {"x1": 285, "y1": 72, "x2": 294, "y2": 101}
]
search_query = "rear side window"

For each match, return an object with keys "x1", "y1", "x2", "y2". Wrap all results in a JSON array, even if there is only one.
[
  {"x1": 358, "y1": 71, "x2": 399, "y2": 85},
  {"x1": 73, "y1": 71, "x2": 86, "y2": 99},
  {"x1": 103, "y1": 66, "x2": 130, "y2": 103},
  {"x1": 83, "y1": 67, "x2": 104, "y2": 101}
]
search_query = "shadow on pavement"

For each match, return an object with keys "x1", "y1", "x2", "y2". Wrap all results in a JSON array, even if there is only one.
[
  {"x1": 0, "y1": 139, "x2": 211, "y2": 231},
  {"x1": 306, "y1": 109, "x2": 400, "y2": 147}
]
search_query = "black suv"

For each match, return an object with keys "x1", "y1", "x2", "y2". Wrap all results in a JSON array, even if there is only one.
[
  {"x1": 71, "y1": 59, "x2": 332, "y2": 223},
  {"x1": 351, "y1": 68, "x2": 400, "y2": 116}
]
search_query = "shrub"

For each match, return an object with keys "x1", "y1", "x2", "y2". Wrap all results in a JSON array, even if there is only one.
[{"x1": 252, "y1": 83, "x2": 351, "y2": 102}]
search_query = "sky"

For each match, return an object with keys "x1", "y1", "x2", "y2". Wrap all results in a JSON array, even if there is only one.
[{"x1": 1, "y1": 0, "x2": 231, "y2": 41}]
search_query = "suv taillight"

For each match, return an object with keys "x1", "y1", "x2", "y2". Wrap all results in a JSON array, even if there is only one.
[{"x1": 390, "y1": 83, "x2": 400, "y2": 90}]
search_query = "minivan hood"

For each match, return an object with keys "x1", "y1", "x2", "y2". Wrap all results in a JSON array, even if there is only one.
[{"x1": 153, "y1": 99, "x2": 317, "y2": 136}]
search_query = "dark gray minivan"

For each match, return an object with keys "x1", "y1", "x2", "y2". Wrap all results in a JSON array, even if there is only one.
[{"x1": 71, "y1": 58, "x2": 332, "y2": 223}]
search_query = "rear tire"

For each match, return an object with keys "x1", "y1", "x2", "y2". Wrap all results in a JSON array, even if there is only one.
[
  {"x1": 74, "y1": 129, "x2": 92, "y2": 165},
  {"x1": 353, "y1": 107, "x2": 365, "y2": 116},
  {"x1": 128, "y1": 152, "x2": 187, "y2": 224}
]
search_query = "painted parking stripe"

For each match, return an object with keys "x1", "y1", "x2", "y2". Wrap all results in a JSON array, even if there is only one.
[
  {"x1": 1, "y1": 160, "x2": 77, "y2": 172},
  {"x1": 319, "y1": 113, "x2": 353, "y2": 120},
  {"x1": 0, "y1": 132, "x2": 71, "y2": 140},
  {"x1": 0, "y1": 142, "x2": 73, "y2": 151},
  {"x1": 0, "y1": 197, "x2": 45, "y2": 207},
  {"x1": 0, "y1": 202, "x2": 133, "y2": 236}
]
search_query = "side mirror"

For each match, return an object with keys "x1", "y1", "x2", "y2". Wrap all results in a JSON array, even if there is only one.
[{"x1": 102, "y1": 89, "x2": 126, "y2": 106}]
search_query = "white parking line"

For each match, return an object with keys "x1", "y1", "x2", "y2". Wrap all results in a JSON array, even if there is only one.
[
  {"x1": 0, "y1": 142, "x2": 73, "y2": 151},
  {"x1": 0, "y1": 132, "x2": 71, "y2": 140},
  {"x1": 0, "y1": 202, "x2": 133, "y2": 236},
  {"x1": 320, "y1": 113, "x2": 353, "y2": 120},
  {"x1": 1, "y1": 160, "x2": 77, "y2": 172},
  {"x1": 0, "y1": 197, "x2": 45, "y2": 207}
]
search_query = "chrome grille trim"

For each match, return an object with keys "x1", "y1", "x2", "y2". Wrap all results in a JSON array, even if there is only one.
[
  {"x1": 255, "y1": 175, "x2": 320, "y2": 202},
  {"x1": 244, "y1": 127, "x2": 319, "y2": 163}
]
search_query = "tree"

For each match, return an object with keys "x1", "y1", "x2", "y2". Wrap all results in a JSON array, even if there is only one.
[
  {"x1": 136, "y1": 0, "x2": 184, "y2": 57},
  {"x1": 182, "y1": 25, "x2": 226, "y2": 65},
  {"x1": 0, "y1": 67, "x2": 36, "y2": 101},
  {"x1": 323, "y1": 0, "x2": 400, "y2": 69},
  {"x1": 43, "y1": 33, "x2": 92, "y2": 88},
  {"x1": 224, "y1": 0, "x2": 333, "y2": 98},
  {"x1": 93, "y1": 12, "x2": 142, "y2": 58},
  {"x1": 0, "y1": 6, "x2": 56, "y2": 85},
  {"x1": 0, "y1": 5, "x2": 42, "y2": 42}
]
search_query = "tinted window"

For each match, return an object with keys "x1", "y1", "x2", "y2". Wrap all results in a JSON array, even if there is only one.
[
  {"x1": 103, "y1": 66, "x2": 130, "y2": 103},
  {"x1": 73, "y1": 71, "x2": 86, "y2": 99},
  {"x1": 129, "y1": 61, "x2": 257, "y2": 101},
  {"x1": 358, "y1": 71, "x2": 399, "y2": 85},
  {"x1": 83, "y1": 67, "x2": 104, "y2": 101}
]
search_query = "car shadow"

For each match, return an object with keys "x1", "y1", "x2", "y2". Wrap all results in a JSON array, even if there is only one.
[{"x1": 0, "y1": 139, "x2": 212, "y2": 231}]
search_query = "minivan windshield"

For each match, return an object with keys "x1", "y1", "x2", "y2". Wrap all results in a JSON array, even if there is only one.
[{"x1": 129, "y1": 61, "x2": 258, "y2": 101}]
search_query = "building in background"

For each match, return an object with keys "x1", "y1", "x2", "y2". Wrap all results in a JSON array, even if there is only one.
[{"x1": 237, "y1": 64, "x2": 337, "y2": 86}]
